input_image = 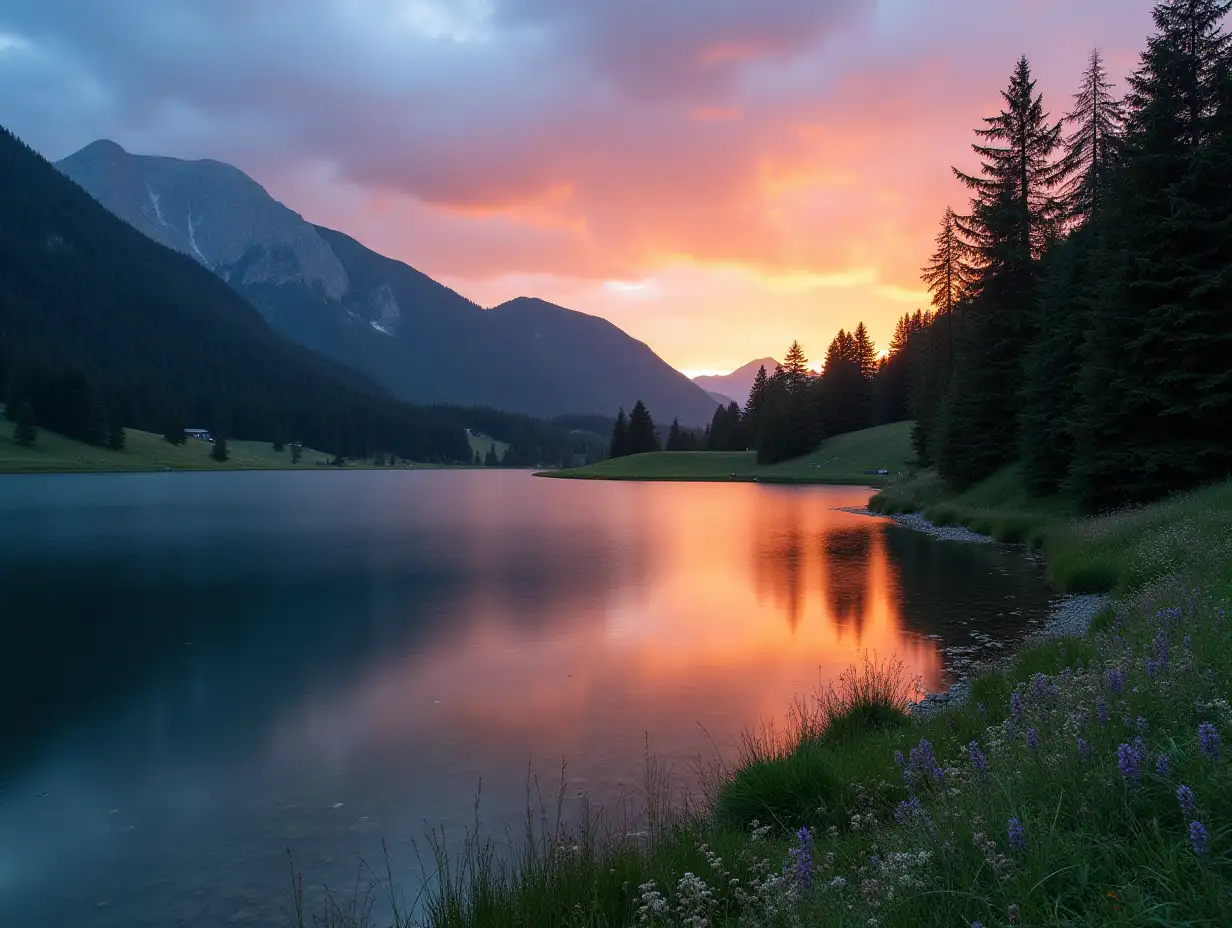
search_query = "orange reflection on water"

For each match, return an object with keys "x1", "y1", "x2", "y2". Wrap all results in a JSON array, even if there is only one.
[{"x1": 270, "y1": 482, "x2": 942, "y2": 790}]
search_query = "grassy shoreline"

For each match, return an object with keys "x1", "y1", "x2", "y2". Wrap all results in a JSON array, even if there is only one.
[
  {"x1": 0, "y1": 423, "x2": 495, "y2": 475},
  {"x1": 537, "y1": 422, "x2": 914, "y2": 488},
  {"x1": 293, "y1": 469, "x2": 1232, "y2": 928}
]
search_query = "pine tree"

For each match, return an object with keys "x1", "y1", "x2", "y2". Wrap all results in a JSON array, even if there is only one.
[
  {"x1": 210, "y1": 436, "x2": 229, "y2": 462},
  {"x1": 666, "y1": 418, "x2": 684, "y2": 451},
  {"x1": 1073, "y1": 0, "x2": 1232, "y2": 509},
  {"x1": 1018, "y1": 227, "x2": 1096, "y2": 493},
  {"x1": 939, "y1": 56, "x2": 1067, "y2": 486},
  {"x1": 609, "y1": 407, "x2": 629, "y2": 459},
  {"x1": 13, "y1": 401, "x2": 36, "y2": 446},
  {"x1": 1058, "y1": 48, "x2": 1126, "y2": 224},
  {"x1": 473, "y1": 449, "x2": 481, "y2": 466},
  {"x1": 626, "y1": 400, "x2": 660, "y2": 455},
  {"x1": 743, "y1": 365, "x2": 770, "y2": 446},
  {"x1": 955, "y1": 56, "x2": 1068, "y2": 266},
  {"x1": 290, "y1": 443, "x2": 303, "y2": 465},
  {"x1": 484, "y1": 445, "x2": 498, "y2": 466},
  {"x1": 106, "y1": 409, "x2": 126, "y2": 451},
  {"x1": 780, "y1": 341, "x2": 811, "y2": 395},
  {"x1": 852, "y1": 323, "x2": 877, "y2": 381},
  {"x1": 163, "y1": 408, "x2": 186, "y2": 446},
  {"x1": 919, "y1": 206, "x2": 971, "y2": 388}
]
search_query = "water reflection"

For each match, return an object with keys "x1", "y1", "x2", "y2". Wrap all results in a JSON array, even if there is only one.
[{"x1": 0, "y1": 472, "x2": 1057, "y2": 928}]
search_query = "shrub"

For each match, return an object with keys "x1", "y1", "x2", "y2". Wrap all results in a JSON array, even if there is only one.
[{"x1": 716, "y1": 744, "x2": 841, "y2": 829}]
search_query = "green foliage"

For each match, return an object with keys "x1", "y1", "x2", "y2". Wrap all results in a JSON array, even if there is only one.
[
  {"x1": 625, "y1": 400, "x2": 660, "y2": 455},
  {"x1": 210, "y1": 436, "x2": 229, "y2": 462},
  {"x1": 290, "y1": 443, "x2": 303, "y2": 465},
  {"x1": 608, "y1": 407, "x2": 628, "y2": 459},
  {"x1": 106, "y1": 411, "x2": 126, "y2": 451},
  {"x1": 12, "y1": 401, "x2": 36, "y2": 446},
  {"x1": 717, "y1": 744, "x2": 842, "y2": 830}
]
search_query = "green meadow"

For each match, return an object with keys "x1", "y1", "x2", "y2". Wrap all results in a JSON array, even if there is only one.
[{"x1": 538, "y1": 421, "x2": 914, "y2": 487}]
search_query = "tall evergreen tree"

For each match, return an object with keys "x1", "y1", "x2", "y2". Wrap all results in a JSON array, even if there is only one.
[
  {"x1": 1058, "y1": 48, "x2": 1126, "y2": 223},
  {"x1": 852, "y1": 323, "x2": 877, "y2": 382},
  {"x1": 163, "y1": 412, "x2": 186, "y2": 446},
  {"x1": 939, "y1": 56, "x2": 1067, "y2": 486},
  {"x1": 210, "y1": 436, "x2": 229, "y2": 462},
  {"x1": 106, "y1": 409, "x2": 126, "y2": 451},
  {"x1": 13, "y1": 401, "x2": 36, "y2": 446},
  {"x1": 609, "y1": 407, "x2": 629, "y2": 459},
  {"x1": 780, "y1": 341, "x2": 812, "y2": 394},
  {"x1": 1018, "y1": 227, "x2": 1097, "y2": 493},
  {"x1": 921, "y1": 207, "x2": 972, "y2": 323},
  {"x1": 626, "y1": 400, "x2": 660, "y2": 455},
  {"x1": 1072, "y1": 0, "x2": 1232, "y2": 509},
  {"x1": 666, "y1": 418, "x2": 684, "y2": 451},
  {"x1": 743, "y1": 365, "x2": 770, "y2": 448}
]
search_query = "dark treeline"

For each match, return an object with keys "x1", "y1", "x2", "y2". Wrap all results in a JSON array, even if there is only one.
[
  {"x1": 907, "y1": 0, "x2": 1232, "y2": 512},
  {"x1": 454, "y1": 406, "x2": 606, "y2": 466},
  {"x1": 609, "y1": 400, "x2": 662, "y2": 458},
  {"x1": 607, "y1": 315, "x2": 927, "y2": 463},
  {"x1": 0, "y1": 126, "x2": 600, "y2": 467}
]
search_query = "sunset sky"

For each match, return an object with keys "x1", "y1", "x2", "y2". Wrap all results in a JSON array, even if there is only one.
[{"x1": 1, "y1": 0, "x2": 1157, "y2": 376}]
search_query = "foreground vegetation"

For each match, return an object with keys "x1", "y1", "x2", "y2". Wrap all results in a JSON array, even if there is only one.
[{"x1": 539, "y1": 422, "x2": 913, "y2": 487}]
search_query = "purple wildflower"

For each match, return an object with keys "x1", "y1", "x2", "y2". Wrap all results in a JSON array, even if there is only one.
[
  {"x1": 788, "y1": 826, "x2": 814, "y2": 889},
  {"x1": 1136, "y1": 716, "x2": 1149, "y2": 735},
  {"x1": 1117, "y1": 742, "x2": 1145, "y2": 785},
  {"x1": 1032, "y1": 672, "x2": 1048, "y2": 701},
  {"x1": 1177, "y1": 785, "x2": 1196, "y2": 818},
  {"x1": 968, "y1": 740, "x2": 989, "y2": 782},
  {"x1": 1105, "y1": 667, "x2": 1127, "y2": 694},
  {"x1": 893, "y1": 750, "x2": 905, "y2": 768},
  {"x1": 1010, "y1": 689, "x2": 1025, "y2": 719},
  {"x1": 895, "y1": 795, "x2": 930, "y2": 828},
  {"x1": 1155, "y1": 754, "x2": 1171, "y2": 776},
  {"x1": 1007, "y1": 817, "x2": 1027, "y2": 852},
  {"x1": 1152, "y1": 629, "x2": 1169, "y2": 665},
  {"x1": 1097, "y1": 698, "x2": 1108, "y2": 727},
  {"x1": 1077, "y1": 737, "x2": 1091, "y2": 761},
  {"x1": 1026, "y1": 729, "x2": 1039, "y2": 753},
  {"x1": 1189, "y1": 821, "x2": 1209, "y2": 856},
  {"x1": 1145, "y1": 658, "x2": 1159, "y2": 679},
  {"x1": 1199, "y1": 723, "x2": 1221, "y2": 760}
]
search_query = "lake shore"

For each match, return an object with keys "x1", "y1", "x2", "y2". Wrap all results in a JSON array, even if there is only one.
[
  {"x1": 382, "y1": 472, "x2": 1232, "y2": 928},
  {"x1": 536, "y1": 421, "x2": 914, "y2": 487}
]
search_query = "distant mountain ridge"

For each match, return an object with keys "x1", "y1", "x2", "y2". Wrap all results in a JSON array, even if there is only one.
[
  {"x1": 692, "y1": 358, "x2": 780, "y2": 407},
  {"x1": 57, "y1": 141, "x2": 719, "y2": 425}
]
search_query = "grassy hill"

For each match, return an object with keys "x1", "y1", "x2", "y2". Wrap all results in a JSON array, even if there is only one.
[
  {"x1": 0, "y1": 422, "x2": 357, "y2": 474},
  {"x1": 466, "y1": 430, "x2": 510, "y2": 462},
  {"x1": 538, "y1": 421, "x2": 914, "y2": 486}
]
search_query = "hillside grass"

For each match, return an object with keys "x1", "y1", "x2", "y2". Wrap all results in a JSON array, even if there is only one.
[
  {"x1": 466, "y1": 431, "x2": 510, "y2": 462},
  {"x1": 0, "y1": 422, "x2": 396, "y2": 474},
  {"x1": 537, "y1": 421, "x2": 915, "y2": 486},
  {"x1": 294, "y1": 464, "x2": 1232, "y2": 928}
]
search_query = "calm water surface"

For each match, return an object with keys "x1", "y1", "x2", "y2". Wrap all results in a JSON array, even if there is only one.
[{"x1": 0, "y1": 471, "x2": 1059, "y2": 927}]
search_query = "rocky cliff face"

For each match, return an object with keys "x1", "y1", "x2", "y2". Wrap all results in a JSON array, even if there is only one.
[{"x1": 59, "y1": 140, "x2": 348, "y2": 300}]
